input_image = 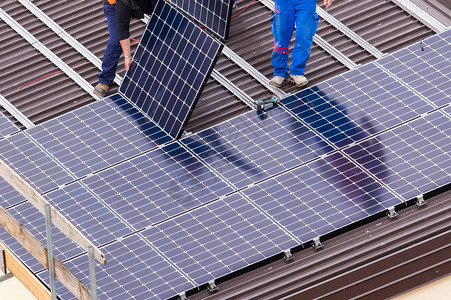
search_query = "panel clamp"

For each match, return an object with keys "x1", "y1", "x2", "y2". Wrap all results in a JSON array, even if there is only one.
[
  {"x1": 387, "y1": 206, "x2": 398, "y2": 219},
  {"x1": 207, "y1": 280, "x2": 218, "y2": 292},
  {"x1": 283, "y1": 249, "x2": 294, "y2": 262},
  {"x1": 416, "y1": 195, "x2": 427, "y2": 207},
  {"x1": 312, "y1": 237, "x2": 323, "y2": 250},
  {"x1": 178, "y1": 292, "x2": 188, "y2": 300}
]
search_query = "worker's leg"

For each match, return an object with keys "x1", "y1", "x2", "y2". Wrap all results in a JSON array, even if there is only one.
[
  {"x1": 289, "y1": 0, "x2": 318, "y2": 76},
  {"x1": 271, "y1": 0, "x2": 295, "y2": 78},
  {"x1": 97, "y1": 3, "x2": 122, "y2": 87}
]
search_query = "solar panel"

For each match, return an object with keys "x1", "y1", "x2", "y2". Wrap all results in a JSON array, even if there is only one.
[
  {"x1": 0, "y1": 202, "x2": 82, "y2": 273},
  {"x1": 47, "y1": 182, "x2": 133, "y2": 246},
  {"x1": 344, "y1": 110, "x2": 451, "y2": 201},
  {"x1": 0, "y1": 132, "x2": 74, "y2": 193},
  {"x1": 0, "y1": 178, "x2": 26, "y2": 208},
  {"x1": 182, "y1": 107, "x2": 334, "y2": 189},
  {"x1": 45, "y1": 234, "x2": 195, "y2": 300},
  {"x1": 171, "y1": 0, "x2": 233, "y2": 40},
  {"x1": 282, "y1": 62, "x2": 435, "y2": 149},
  {"x1": 27, "y1": 93, "x2": 171, "y2": 179},
  {"x1": 376, "y1": 29, "x2": 451, "y2": 107},
  {"x1": 0, "y1": 181, "x2": 133, "y2": 273},
  {"x1": 119, "y1": 1, "x2": 223, "y2": 139},
  {"x1": 141, "y1": 192, "x2": 298, "y2": 285},
  {"x1": 0, "y1": 112, "x2": 19, "y2": 138},
  {"x1": 83, "y1": 141, "x2": 234, "y2": 231},
  {"x1": 242, "y1": 152, "x2": 403, "y2": 242}
]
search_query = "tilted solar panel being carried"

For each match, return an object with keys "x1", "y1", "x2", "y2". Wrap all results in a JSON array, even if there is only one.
[
  {"x1": 0, "y1": 112, "x2": 19, "y2": 138},
  {"x1": 27, "y1": 93, "x2": 171, "y2": 179},
  {"x1": 344, "y1": 109, "x2": 451, "y2": 201},
  {"x1": 120, "y1": 1, "x2": 223, "y2": 139},
  {"x1": 282, "y1": 62, "x2": 435, "y2": 149},
  {"x1": 376, "y1": 29, "x2": 451, "y2": 107},
  {"x1": 171, "y1": 0, "x2": 233, "y2": 40}
]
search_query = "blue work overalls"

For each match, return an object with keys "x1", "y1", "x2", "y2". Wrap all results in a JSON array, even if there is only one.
[
  {"x1": 97, "y1": 2, "x2": 122, "y2": 86},
  {"x1": 271, "y1": 0, "x2": 319, "y2": 78}
]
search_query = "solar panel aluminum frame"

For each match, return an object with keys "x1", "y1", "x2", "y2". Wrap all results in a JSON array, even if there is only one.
[{"x1": 171, "y1": 0, "x2": 234, "y2": 41}]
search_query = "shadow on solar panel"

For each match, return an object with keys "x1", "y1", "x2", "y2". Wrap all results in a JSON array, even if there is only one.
[{"x1": 119, "y1": 1, "x2": 224, "y2": 139}]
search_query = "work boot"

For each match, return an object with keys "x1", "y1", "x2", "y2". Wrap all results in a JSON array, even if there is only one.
[
  {"x1": 290, "y1": 75, "x2": 308, "y2": 88},
  {"x1": 269, "y1": 76, "x2": 286, "y2": 88},
  {"x1": 93, "y1": 83, "x2": 109, "y2": 97}
]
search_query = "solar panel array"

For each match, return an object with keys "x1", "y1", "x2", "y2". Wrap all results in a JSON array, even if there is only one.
[
  {"x1": 27, "y1": 93, "x2": 171, "y2": 179},
  {"x1": 0, "y1": 13, "x2": 449, "y2": 300},
  {"x1": 0, "y1": 112, "x2": 19, "y2": 138},
  {"x1": 119, "y1": 1, "x2": 223, "y2": 139},
  {"x1": 171, "y1": 0, "x2": 233, "y2": 40}
]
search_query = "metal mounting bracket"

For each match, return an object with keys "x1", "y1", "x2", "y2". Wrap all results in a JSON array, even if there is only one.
[
  {"x1": 313, "y1": 237, "x2": 323, "y2": 250},
  {"x1": 416, "y1": 195, "x2": 427, "y2": 207},
  {"x1": 283, "y1": 249, "x2": 294, "y2": 262},
  {"x1": 178, "y1": 292, "x2": 188, "y2": 300},
  {"x1": 207, "y1": 280, "x2": 218, "y2": 292},
  {"x1": 387, "y1": 206, "x2": 398, "y2": 219}
]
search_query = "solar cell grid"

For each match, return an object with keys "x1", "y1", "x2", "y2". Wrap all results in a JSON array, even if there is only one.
[
  {"x1": 0, "y1": 202, "x2": 83, "y2": 273},
  {"x1": 282, "y1": 62, "x2": 435, "y2": 149},
  {"x1": 119, "y1": 1, "x2": 223, "y2": 139},
  {"x1": 171, "y1": 0, "x2": 233, "y2": 40},
  {"x1": 141, "y1": 192, "x2": 298, "y2": 285},
  {"x1": 243, "y1": 152, "x2": 402, "y2": 242},
  {"x1": 47, "y1": 234, "x2": 195, "y2": 300},
  {"x1": 0, "y1": 132, "x2": 74, "y2": 194},
  {"x1": 27, "y1": 94, "x2": 171, "y2": 179},
  {"x1": 83, "y1": 142, "x2": 234, "y2": 231},
  {"x1": 344, "y1": 110, "x2": 451, "y2": 201},
  {"x1": 182, "y1": 107, "x2": 334, "y2": 189},
  {"x1": 0, "y1": 112, "x2": 19, "y2": 138},
  {"x1": 0, "y1": 178, "x2": 26, "y2": 208},
  {"x1": 376, "y1": 29, "x2": 451, "y2": 107},
  {"x1": 47, "y1": 182, "x2": 132, "y2": 246}
]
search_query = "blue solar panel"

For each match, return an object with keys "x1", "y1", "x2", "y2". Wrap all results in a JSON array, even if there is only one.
[
  {"x1": 243, "y1": 152, "x2": 402, "y2": 242},
  {"x1": 376, "y1": 29, "x2": 451, "y2": 107},
  {"x1": 27, "y1": 93, "x2": 171, "y2": 179},
  {"x1": 344, "y1": 110, "x2": 451, "y2": 201},
  {"x1": 141, "y1": 192, "x2": 297, "y2": 285},
  {"x1": 47, "y1": 182, "x2": 132, "y2": 246},
  {"x1": 119, "y1": 1, "x2": 223, "y2": 139},
  {"x1": 182, "y1": 107, "x2": 334, "y2": 189},
  {"x1": 45, "y1": 234, "x2": 195, "y2": 300},
  {"x1": 0, "y1": 182, "x2": 133, "y2": 273},
  {"x1": 282, "y1": 62, "x2": 435, "y2": 149},
  {"x1": 0, "y1": 112, "x2": 19, "y2": 138},
  {"x1": 0, "y1": 202, "x2": 82, "y2": 273},
  {"x1": 83, "y1": 142, "x2": 234, "y2": 231},
  {"x1": 172, "y1": 0, "x2": 233, "y2": 40},
  {"x1": 0, "y1": 178, "x2": 26, "y2": 208},
  {"x1": 0, "y1": 132, "x2": 74, "y2": 194}
]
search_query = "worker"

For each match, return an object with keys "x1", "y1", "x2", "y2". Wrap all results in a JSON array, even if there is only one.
[
  {"x1": 94, "y1": 0, "x2": 122, "y2": 97},
  {"x1": 269, "y1": 0, "x2": 333, "y2": 88}
]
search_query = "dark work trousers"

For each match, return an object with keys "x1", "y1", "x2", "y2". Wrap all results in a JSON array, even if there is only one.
[{"x1": 97, "y1": 3, "x2": 122, "y2": 86}]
